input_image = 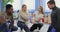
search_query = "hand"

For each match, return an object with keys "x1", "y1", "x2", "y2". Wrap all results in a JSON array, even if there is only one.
[
  {"x1": 32, "y1": 20, "x2": 36, "y2": 24},
  {"x1": 36, "y1": 18, "x2": 41, "y2": 22}
]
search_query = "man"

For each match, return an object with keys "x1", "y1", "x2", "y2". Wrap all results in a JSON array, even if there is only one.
[
  {"x1": 47, "y1": 0, "x2": 60, "y2": 32},
  {"x1": 5, "y1": 4, "x2": 18, "y2": 32}
]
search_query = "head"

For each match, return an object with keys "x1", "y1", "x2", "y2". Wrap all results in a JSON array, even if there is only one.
[
  {"x1": 38, "y1": 6, "x2": 44, "y2": 14},
  {"x1": 6, "y1": 4, "x2": 13, "y2": 14},
  {"x1": 47, "y1": 0, "x2": 56, "y2": 9},
  {"x1": 22, "y1": 4, "x2": 27, "y2": 12}
]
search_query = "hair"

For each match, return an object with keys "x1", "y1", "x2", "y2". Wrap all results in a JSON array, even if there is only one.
[
  {"x1": 47, "y1": 0, "x2": 55, "y2": 5},
  {"x1": 22, "y1": 4, "x2": 26, "y2": 8},
  {"x1": 6, "y1": 4, "x2": 13, "y2": 12},
  {"x1": 38, "y1": 6, "x2": 44, "y2": 14}
]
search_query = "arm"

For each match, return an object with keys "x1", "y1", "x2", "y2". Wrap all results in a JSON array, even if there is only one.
[
  {"x1": 10, "y1": 15, "x2": 14, "y2": 29},
  {"x1": 35, "y1": 18, "x2": 41, "y2": 22},
  {"x1": 51, "y1": 10, "x2": 57, "y2": 26},
  {"x1": 0, "y1": 15, "x2": 6, "y2": 24},
  {"x1": 21, "y1": 14, "x2": 29, "y2": 21},
  {"x1": 35, "y1": 14, "x2": 44, "y2": 22},
  {"x1": 20, "y1": 12, "x2": 29, "y2": 21}
]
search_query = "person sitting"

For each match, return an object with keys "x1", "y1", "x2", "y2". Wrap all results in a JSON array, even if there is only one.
[
  {"x1": 2, "y1": 4, "x2": 18, "y2": 32},
  {"x1": 30, "y1": 6, "x2": 44, "y2": 32},
  {"x1": 17, "y1": 4, "x2": 30, "y2": 32}
]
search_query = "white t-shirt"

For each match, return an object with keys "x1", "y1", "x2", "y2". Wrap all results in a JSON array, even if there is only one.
[{"x1": 32, "y1": 11, "x2": 44, "y2": 24}]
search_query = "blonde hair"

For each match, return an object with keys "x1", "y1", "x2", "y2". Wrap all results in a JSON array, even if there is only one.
[{"x1": 38, "y1": 6, "x2": 44, "y2": 14}]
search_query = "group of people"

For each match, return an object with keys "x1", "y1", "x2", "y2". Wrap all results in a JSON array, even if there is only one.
[
  {"x1": 18, "y1": 4, "x2": 44, "y2": 32},
  {"x1": 0, "y1": 0, "x2": 60, "y2": 32}
]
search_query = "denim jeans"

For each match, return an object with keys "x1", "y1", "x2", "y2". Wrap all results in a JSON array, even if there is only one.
[
  {"x1": 17, "y1": 21, "x2": 30, "y2": 32},
  {"x1": 6, "y1": 20, "x2": 18, "y2": 32},
  {"x1": 0, "y1": 23, "x2": 18, "y2": 32},
  {"x1": 47, "y1": 24, "x2": 53, "y2": 32},
  {"x1": 11, "y1": 26, "x2": 18, "y2": 31},
  {"x1": 0, "y1": 23, "x2": 8, "y2": 32}
]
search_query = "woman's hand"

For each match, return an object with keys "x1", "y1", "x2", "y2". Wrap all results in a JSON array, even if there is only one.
[
  {"x1": 32, "y1": 20, "x2": 37, "y2": 24},
  {"x1": 36, "y1": 18, "x2": 41, "y2": 22}
]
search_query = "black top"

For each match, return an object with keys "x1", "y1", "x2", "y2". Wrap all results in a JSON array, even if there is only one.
[{"x1": 51, "y1": 6, "x2": 60, "y2": 29}]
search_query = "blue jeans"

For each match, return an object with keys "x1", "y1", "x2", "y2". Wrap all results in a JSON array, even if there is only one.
[
  {"x1": 0, "y1": 23, "x2": 18, "y2": 32},
  {"x1": 47, "y1": 24, "x2": 53, "y2": 32},
  {"x1": 7, "y1": 20, "x2": 18, "y2": 32},
  {"x1": 0, "y1": 23, "x2": 8, "y2": 32},
  {"x1": 17, "y1": 21, "x2": 30, "y2": 32},
  {"x1": 11, "y1": 26, "x2": 18, "y2": 32}
]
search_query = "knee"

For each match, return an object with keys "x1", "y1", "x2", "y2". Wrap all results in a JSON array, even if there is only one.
[{"x1": 11, "y1": 26, "x2": 18, "y2": 31}]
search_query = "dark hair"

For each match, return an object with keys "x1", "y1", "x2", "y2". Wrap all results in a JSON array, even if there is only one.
[
  {"x1": 47, "y1": 0, "x2": 55, "y2": 5},
  {"x1": 6, "y1": 4, "x2": 13, "y2": 10},
  {"x1": 22, "y1": 4, "x2": 26, "y2": 8}
]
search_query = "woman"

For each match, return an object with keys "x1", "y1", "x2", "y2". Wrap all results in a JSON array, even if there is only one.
[
  {"x1": 17, "y1": 4, "x2": 30, "y2": 32},
  {"x1": 30, "y1": 6, "x2": 44, "y2": 32}
]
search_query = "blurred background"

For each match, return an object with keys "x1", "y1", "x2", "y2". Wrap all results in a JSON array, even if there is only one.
[{"x1": 1, "y1": 0, "x2": 60, "y2": 17}]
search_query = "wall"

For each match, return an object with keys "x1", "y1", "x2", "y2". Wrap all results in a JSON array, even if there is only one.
[{"x1": 0, "y1": 0, "x2": 2, "y2": 12}]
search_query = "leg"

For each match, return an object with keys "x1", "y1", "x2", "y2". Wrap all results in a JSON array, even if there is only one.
[
  {"x1": 17, "y1": 21, "x2": 30, "y2": 32},
  {"x1": 30, "y1": 24, "x2": 38, "y2": 31},
  {"x1": 22, "y1": 23, "x2": 30, "y2": 32},
  {"x1": 38, "y1": 24, "x2": 43, "y2": 30},
  {"x1": 11, "y1": 26, "x2": 18, "y2": 31},
  {"x1": 17, "y1": 21, "x2": 24, "y2": 30},
  {"x1": 47, "y1": 25, "x2": 53, "y2": 32},
  {"x1": 0, "y1": 23, "x2": 8, "y2": 32}
]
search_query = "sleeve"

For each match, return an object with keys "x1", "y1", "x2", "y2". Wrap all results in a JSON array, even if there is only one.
[
  {"x1": 20, "y1": 11, "x2": 29, "y2": 21},
  {"x1": 21, "y1": 14, "x2": 29, "y2": 21}
]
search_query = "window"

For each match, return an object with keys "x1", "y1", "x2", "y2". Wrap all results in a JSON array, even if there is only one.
[
  {"x1": 12, "y1": 0, "x2": 21, "y2": 11},
  {"x1": 23, "y1": 0, "x2": 35, "y2": 10},
  {"x1": 45, "y1": 0, "x2": 52, "y2": 12},
  {"x1": 55, "y1": 0, "x2": 60, "y2": 8}
]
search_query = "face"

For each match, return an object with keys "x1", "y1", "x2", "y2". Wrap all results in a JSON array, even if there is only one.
[
  {"x1": 47, "y1": 3, "x2": 54, "y2": 9},
  {"x1": 8, "y1": 7, "x2": 13, "y2": 13},
  {"x1": 38, "y1": 7, "x2": 41, "y2": 12},
  {"x1": 22, "y1": 6, "x2": 27, "y2": 11}
]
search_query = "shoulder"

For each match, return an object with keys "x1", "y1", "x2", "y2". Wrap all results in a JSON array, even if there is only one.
[
  {"x1": 55, "y1": 7, "x2": 60, "y2": 11},
  {"x1": 55, "y1": 7, "x2": 60, "y2": 13}
]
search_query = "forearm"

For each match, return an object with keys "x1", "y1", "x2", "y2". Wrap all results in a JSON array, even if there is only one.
[
  {"x1": 10, "y1": 15, "x2": 14, "y2": 29},
  {"x1": 35, "y1": 18, "x2": 41, "y2": 22}
]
